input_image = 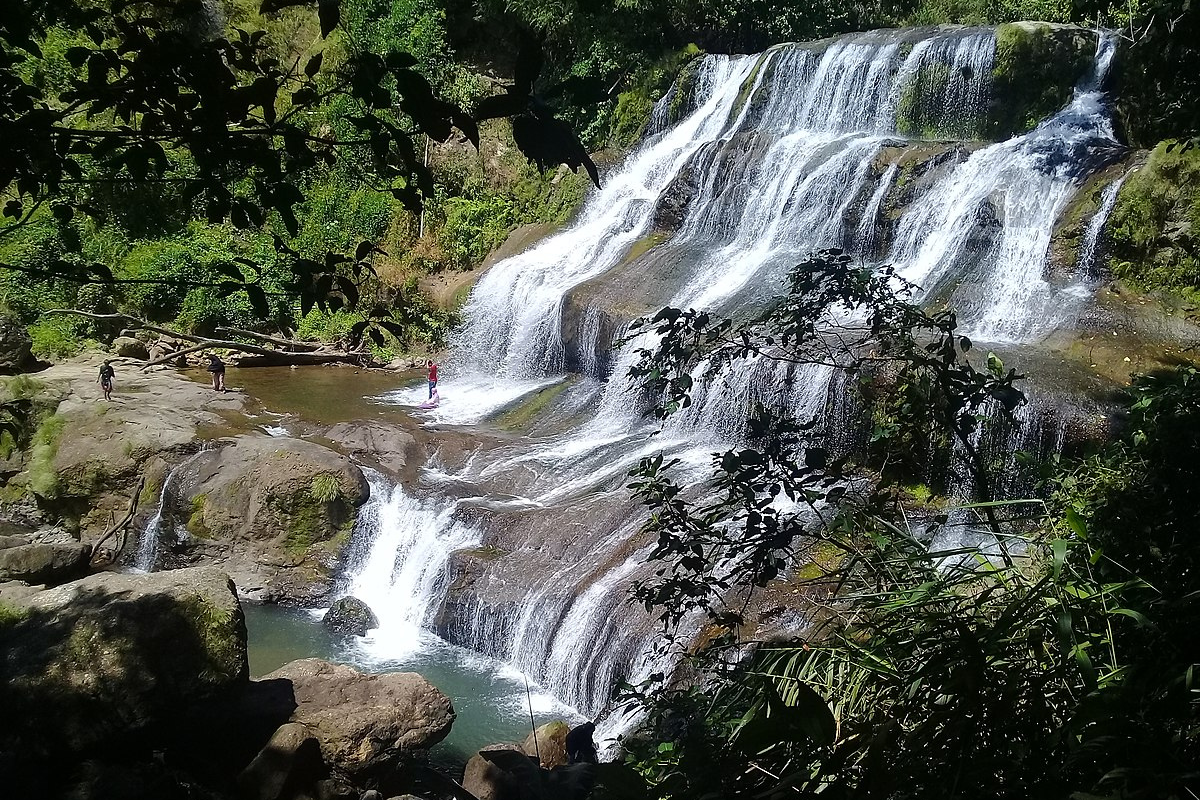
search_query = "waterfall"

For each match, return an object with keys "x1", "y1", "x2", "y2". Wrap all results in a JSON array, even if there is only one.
[
  {"x1": 350, "y1": 26, "x2": 1125, "y2": 730},
  {"x1": 1078, "y1": 171, "x2": 1130, "y2": 276},
  {"x1": 132, "y1": 449, "x2": 210, "y2": 572}
]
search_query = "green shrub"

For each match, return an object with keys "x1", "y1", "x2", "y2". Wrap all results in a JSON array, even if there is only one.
[{"x1": 310, "y1": 473, "x2": 342, "y2": 503}]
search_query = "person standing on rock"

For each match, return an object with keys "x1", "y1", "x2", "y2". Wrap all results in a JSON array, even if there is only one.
[
  {"x1": 206, "y1": 353, "x2": 226, "y2": 392},
  {"x1": 426, "y1": 359, "x2": 438, "y2": 399},
  {"x1": 97, "y1": 359, "x2": 115, "y2": 401}
]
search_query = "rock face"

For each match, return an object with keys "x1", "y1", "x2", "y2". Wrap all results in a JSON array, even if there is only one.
[
  {"x1": 262, "y1": 659, "x2": 455, "y2": 778},
  {"x1": 323, "y1": 421, "x2": 416, "y2": 479},
  {"x1": 0, "y1": 566, "x2": 248, "y2": 761},
  {"x1": 0, "y1": 313, "x2": 33, "y2": 373},
  {"x1": 0, "y1": 540, "x2": 91, "y2": 585},
  {"x1": 166, "y1": 434, "x2": 369, "y2": 603},
  {"x1": 113, "y1": 336, "x2": 150, "y2": 360},
  {"x1": 322, "y1": 595, "x2": 379, "y2": 636}
]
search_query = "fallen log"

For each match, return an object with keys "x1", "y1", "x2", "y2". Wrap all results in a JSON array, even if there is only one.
[{"x1": 45, "y1": 310, "x2": 371, "y2": 369}]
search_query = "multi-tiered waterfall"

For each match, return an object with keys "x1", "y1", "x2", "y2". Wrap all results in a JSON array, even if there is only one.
[{"x1": 339, "y1": 25, "x2": 1128, "y2": 733}]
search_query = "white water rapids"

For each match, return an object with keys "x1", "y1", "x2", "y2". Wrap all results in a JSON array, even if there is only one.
[{"x1": 332, "y1": 26, "x2": 1128, "y2": 737}]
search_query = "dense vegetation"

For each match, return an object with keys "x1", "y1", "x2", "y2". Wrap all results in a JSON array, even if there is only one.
[
  {"x1": 3, "y1": 0, "x2": 1197, "y2": 362},
  {"x1": 619, "y1": 251, "x2": 1200, "y2": 799}
]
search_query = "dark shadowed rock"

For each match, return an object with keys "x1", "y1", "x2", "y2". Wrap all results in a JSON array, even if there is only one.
[
  {"x1": 0, "y1": 567, "x2": 247, "y2": 761},
  {"x1": 463, "y1": 743, "x2": 525, "y2": 800},
  {"x1": 237, "y1": 721, "x2": 327, "y2": 800},
  {"x1": 0, "y1": 313, "x2": 32, "y2": 373},
  {"x1": 0, "y1": 541, "x2": 91, "y2": 585},
  {"x1": 263, "y1": 659, "x2": 455, "y2": 779},
  {"x1": 322, "y1": 596, "x2": 379, "y2": 636}
]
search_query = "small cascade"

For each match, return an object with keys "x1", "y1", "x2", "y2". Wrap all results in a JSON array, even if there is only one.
[
  {"x1": 890, "y1": 31, "x2": 1121, "y2": 343},
  {"x1": 338, "y1": 469, "x2": 482, "y2": 658},
  {"x1": 1078, "y1": 171, "x2": 1130, "y2": 276},
  {"x1": 132, "y1": 449, "x2": 209, "y2": 573}
]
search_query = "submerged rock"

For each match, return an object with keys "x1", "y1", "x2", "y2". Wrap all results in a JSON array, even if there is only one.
[
  {"x1": 262, "y1": 659, "x2": 455, "y2": 779},
  {"x1": 322, "y1": 595, "x2": 379, "y2": 636}
]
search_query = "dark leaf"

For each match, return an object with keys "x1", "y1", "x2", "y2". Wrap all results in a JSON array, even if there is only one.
[
  {"x1": 317, "y1": 0, "x2": 340, "y2": 38},
  {"x1": 304, "y1": 52, "x2": 323, "y2": 77}
]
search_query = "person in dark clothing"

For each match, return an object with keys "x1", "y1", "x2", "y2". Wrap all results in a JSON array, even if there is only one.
[
  {"x1": 206, "y1": 354, "x2": 226, "y2": 392},
  {"x1": 426, "y1": 359, "x2": 438, "y2": 399},
  {"x1": 566, "y1": 721, "x2": 597, "y2": 765},
  {"x1": 97, "y1": 360, "x2": 115, "y2": 401}
]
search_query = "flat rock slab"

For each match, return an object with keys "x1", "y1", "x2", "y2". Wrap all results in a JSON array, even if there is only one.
[
  {"x1": 263, "y1": 659, "x2": 454, "y2": 778},
  {"x1": 323, "y1": 422, "x2": 416, "y2": 478}
]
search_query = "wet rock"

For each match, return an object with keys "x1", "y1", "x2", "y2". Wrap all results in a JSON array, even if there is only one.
[
  {"x1": 463, "y1": 743, "x2": 525, "y2": 800},
  {"x1": 263, "y1": 659, "x2": 455, "y2": 779},
  {"x1": 0, "y1": 541, "x2": 91, "y2": 585},
  {"x1": 113, "y1": 336, "x2": 150, "y2": 360},
  {"x1": 237, "y1": 721, "x2": 327, "y2": 800},
  {"x1": 0, "y1": 566, "x2": 247, "y2": 760},
  {"x1": 521, "y1": 720, "x2": 570, "y2": 769},
  {"x1": 0, "y1": 313, "x2": 32, "y2": 373},
  {"x1": 322, "y1": 596, "x2": 379, "y2": 636},
  {"x1": 323, "y1": 422, "x2": 416, "y2": 479},
  {"x1": 652, "y1": 164, "x2": 700, "y2": 232}
]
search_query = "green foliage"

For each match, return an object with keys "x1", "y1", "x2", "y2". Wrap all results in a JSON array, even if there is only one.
[
  {"x1": 608, "y1": 45, "x2": 703, "y2": 149},
  {"x1": 438, "y1": 191, "x2": 515, "y2": 267},
  {"x1": 1107, "y1": 140, "x2": 1200, "y2": 300},
  {"x1": 310, "y1": 473, "x2": 342, "y2": 503},
  {"x1": 27, "y1": 413, "x2": 65, "y2": 498}
]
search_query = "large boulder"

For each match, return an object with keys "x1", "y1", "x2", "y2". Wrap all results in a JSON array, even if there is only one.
[
  {"x1": 0, "y1": 567, "x2": 247, "y2": 761},
  {"x1": 322, "y1": 595, "x2": 379, "y2": 636},
  {"x1": 113, "y1": 336, "x2": 150, "y2": 360},
  {"x1": 0, "y1": 313, "x2": 32, "y2": 373},
  {"x1": 322, "y1": 422, "x2": 416, "y2": 478},
  {"x1": 169, "y1": 434, "x2": 370, "y2": 603},
  {"x1": 0, "y1": 540, "x2": 91, "y2": 585},
  {"x1": 521, "y1": 720, "x2": 570, "y2": 769},
  {"x1": 262, "y1": 659, "x2": 454, "y2": 779}
]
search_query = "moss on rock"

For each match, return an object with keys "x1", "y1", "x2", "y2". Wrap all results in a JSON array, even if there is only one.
[
  {"x1": 1107, "y1": 140, "x2": 1200, "y2": 303},
  {"x1": 985, "y1": 23, "x2": 1093, "y2": 139}
]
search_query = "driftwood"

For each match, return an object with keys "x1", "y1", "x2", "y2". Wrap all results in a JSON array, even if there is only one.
[
  {"x1": 90, "y1": 474, "x2": 145, "y2": 567},
  {"x1": 45, "y1": 310, "x2": 368, "y2": 369},
  {"x1": 215, "y1": 326, "x2": 320, "y2": 352}
]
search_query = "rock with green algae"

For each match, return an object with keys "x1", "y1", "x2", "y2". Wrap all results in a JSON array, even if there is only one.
[
  {"x1": 0, "y1": 566, "x2": 247, "y2": 759},
  {"x1": 1106, "y1": 140, "x2": 1200, "y2": 302},
  {"x1": 167, "y1": 433, "x2": 369, "y2": 604},
  {"x1": 985, "y1": 22, "x2": 1095, "y2": 140}
]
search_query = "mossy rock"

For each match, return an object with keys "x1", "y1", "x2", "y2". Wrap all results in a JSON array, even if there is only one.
[
  {"x1": 985, "y1": 23, "x2": 1095, "y2": 140},
  {"x1": 1106, "y1": 140, "x2": 1200, "y2": 303}
]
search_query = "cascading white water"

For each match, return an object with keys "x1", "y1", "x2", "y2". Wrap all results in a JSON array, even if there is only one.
[
  {"x1": 1078, "y1": 171, "x2": 1130, "y2": 275},
  {"x1": 132, "y1": 449, "x2": 210, "y2": 572},
  {"x1": 346, "y1": 26, "x2": 1127, "y2": 733},
  {"x1": 890, "y1": 32, "x2": 1121, "y2": 343}
]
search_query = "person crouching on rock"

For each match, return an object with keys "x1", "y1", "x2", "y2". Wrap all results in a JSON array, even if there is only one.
[
  {"x1": 206, "y1": 353, "x2": 226, "y2": 392},
  {"x1": 97, "y1": 359, "x2": 115, "y2": 401},
  {"x1": 566, "y1": 721, "x2": 598, "y2": 764}
]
